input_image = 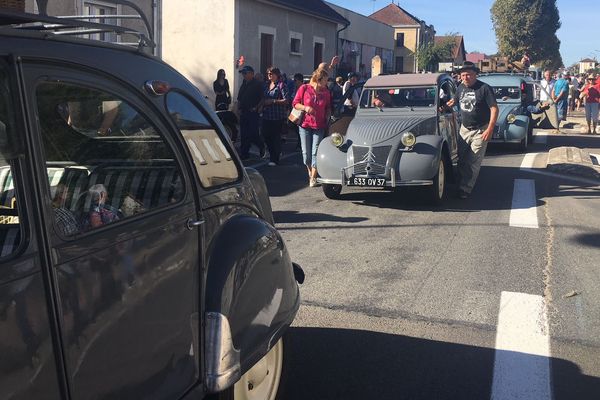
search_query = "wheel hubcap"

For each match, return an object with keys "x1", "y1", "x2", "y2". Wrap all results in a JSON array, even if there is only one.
[{"x1": 234, "y1": 339, "x2": 283, "y2": 400}]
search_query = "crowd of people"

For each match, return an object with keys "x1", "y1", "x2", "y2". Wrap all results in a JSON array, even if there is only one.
[
  {"x1": 539, "y1": 69, "x2": 600, "y2": 134},
  {"x1": 213, "y1": 56, "x2": 362, "y2": 187}
]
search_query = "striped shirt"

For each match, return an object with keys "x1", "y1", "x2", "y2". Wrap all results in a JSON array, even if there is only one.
[{"x1": 262, "y1": 81, "x2": 290, "y2": 121}]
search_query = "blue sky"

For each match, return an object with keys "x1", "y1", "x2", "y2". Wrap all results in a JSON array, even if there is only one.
[{"x1": 327, "y1": 0, "x2": 596, "y2": 67}]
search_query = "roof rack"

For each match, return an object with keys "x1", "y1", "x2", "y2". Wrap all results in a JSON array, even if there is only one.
[{"x1": 0, "y1": 0, "x2": 155, "y2": 51}]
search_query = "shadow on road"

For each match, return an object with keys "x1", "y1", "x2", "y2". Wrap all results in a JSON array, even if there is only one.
[
  {"x1": 281, "y1": 327, "x2": 599, "y2": 400},
  {"x1": 273, "y1": 210, "x2": 368, "y2": 224},
  {"x1": 570, "y1": 232, "x2": 600, "y2": 249}
]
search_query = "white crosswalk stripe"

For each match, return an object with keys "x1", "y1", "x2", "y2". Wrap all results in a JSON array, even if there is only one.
[
  {"x1": 509, "y1": 179, "x2": 539, "y2": 229},
  {"x1": 491, "y1": 291, "x2": 552, "y2": 400}
]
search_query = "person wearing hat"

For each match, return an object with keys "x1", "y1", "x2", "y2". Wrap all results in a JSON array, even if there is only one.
[
  {"x1": 342, "y1": 72, "x2": 360, "y2": 115},
  {"x1": 445, "y1": 61, "x2": 498, "y2": 199},
  {"x1": 236, "y1": 65, "x2": 265, "y2": 159}
]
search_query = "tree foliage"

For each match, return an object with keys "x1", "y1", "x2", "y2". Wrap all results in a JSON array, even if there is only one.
[
  {"x1": 491, "y1": 0, "x2": 563, "y2": 70},
  {"x1": 415, "y1": 35, "x2": 458, "y2": 72}
]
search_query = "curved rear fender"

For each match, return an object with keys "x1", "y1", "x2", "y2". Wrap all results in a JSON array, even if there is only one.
[
  {"x1": 506, "y1": 116, "x2": 528, "y2": 141},
  {"x1": 204, "y1": 215, "x2": 300, "y2": 375},
  {"x1": 245, "y1": 167, "x2": 274, "y2": 225},
  {"x1": 316, "y1": 137, "x2": 348, "y2": 181},
  {"x1": 397, "y1": 135, "x2": 443, "y2": 181}
]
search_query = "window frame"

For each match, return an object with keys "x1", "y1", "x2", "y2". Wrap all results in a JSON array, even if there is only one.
[
  {"x1": 30, "y1": 74, "x2": 190, "y2": 240},
  {"x1": 0, "y1": 59, "x2": 28, "y2": 260},
  {"x1": 164, "y1": 89, "x2": 243, "y2": 191}
]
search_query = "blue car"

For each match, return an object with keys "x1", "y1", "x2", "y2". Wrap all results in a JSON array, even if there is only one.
[{"x1": 478, "y1": 73, "x2": 559, "y2": 151}]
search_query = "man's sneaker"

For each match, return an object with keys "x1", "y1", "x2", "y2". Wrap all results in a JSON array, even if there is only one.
[
  {"x1": 267, "y1": 161, "x2": 277, "y2": 167},
  {"x1": 458, "y1": 190, "x2": 469, "y2": 199}
]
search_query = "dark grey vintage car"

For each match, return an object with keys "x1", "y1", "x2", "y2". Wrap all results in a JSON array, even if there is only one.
[
  {"x1": 0, "y1": 8, "x2": 301, "y2": 400},
  {"x1": 317, "y1": 74, "x2": 459, "y2": 204}
]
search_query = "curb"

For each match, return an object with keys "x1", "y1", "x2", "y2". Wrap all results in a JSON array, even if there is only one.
[{"x1": 546, "y1": 146, "x2": 600, "y2": 181}]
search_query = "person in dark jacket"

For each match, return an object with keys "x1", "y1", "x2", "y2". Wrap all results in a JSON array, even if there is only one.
[
  {"x1": 237, "y1": 65, "x2": 265, "y2": 159},
  {"x1": 213, "y1": 69, "x2": 231, "y2": 111}
]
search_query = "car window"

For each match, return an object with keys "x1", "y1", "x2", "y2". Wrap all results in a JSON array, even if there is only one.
[
  {"x1": 360, "y1": 86, "x2": 437, "y2": 109},
  {"x1": 0, "y1": 64, "x2": 22, "y2": 257},
  {"x1": 491, "y1": 86, "x2": 521, "y2": 100},
  {"x1": 35, "y1": 81, "x2": 185, "y2": 236},
  {"x1": 166, "y1": 91, "x2": 239, "y2": 188}
]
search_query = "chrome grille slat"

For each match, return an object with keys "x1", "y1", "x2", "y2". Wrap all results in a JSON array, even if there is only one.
[{"x1": 351, "y1": 145, "x2": 391, "y2": 176}]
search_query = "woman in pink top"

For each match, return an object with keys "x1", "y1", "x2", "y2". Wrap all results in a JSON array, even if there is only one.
[
  {"x1": 580, "y1": 75, "x2": 600, "y2": 134},
  {"x1": 292, "y1": 68, "x2": 332, "y2": 187}
]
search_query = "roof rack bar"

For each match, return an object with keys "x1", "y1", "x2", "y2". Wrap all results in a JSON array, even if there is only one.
[
  {"x1": 58, "y1": 15, "x2": 142, "y2": 20},
  {"x1": 0, "y1": 7, "x2": 155, "y2": 50}
]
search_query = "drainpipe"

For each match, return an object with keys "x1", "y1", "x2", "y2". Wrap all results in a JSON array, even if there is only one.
[{"x1": 335, "y1": 21, "x2": 350, "y2": 76}]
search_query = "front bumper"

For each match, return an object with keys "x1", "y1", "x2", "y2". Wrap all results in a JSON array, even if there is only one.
[{"x1": 317, "y1": 173, "x2": 433, "y2": 188}]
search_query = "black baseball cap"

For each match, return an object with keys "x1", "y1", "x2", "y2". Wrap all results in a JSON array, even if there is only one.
[{"x1": 238, "y1": 65, "x2": 254, "y2": 74}]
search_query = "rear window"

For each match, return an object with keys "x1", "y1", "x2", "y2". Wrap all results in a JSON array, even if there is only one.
[{"x1": 491, "y1": 86, "x2": 521, "y2": 100}]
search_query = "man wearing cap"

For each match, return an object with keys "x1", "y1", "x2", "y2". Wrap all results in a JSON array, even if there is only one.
[
  {"x1": 237, "y1": 65, "x2": 265, "y2": 159},
  {"x1": 446, "y1": 61, "x2": 498, "y2": 199},
  {"x1": 342, "y1": 72, "x2": 360, "y2": 115}
]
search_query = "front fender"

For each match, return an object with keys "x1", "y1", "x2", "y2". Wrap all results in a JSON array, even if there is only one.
[
  {"x1": 317, "y1": 136, "x2": 348, "y2": 181},
  {"x1": 397, "y1": 135, "x2": 443, "y2": 181},
  {"x1": 505, "y1": 115, "x2": 528, "y2": 141},
  {"x1": 205, "y1": 215, "x2": 300, "y2": 377}
]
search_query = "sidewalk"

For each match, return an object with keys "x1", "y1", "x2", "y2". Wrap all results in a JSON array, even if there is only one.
[{"x1": 544, "y1": 109, "x2": 600, "y2": 182}]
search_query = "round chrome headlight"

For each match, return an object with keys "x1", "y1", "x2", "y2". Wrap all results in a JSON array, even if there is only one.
[
  {"x1": 506, "y1": 114, "x2": 517, "y2": 124},
  {"x1": 401, "y1": 132, "x2": 416, "y2": 148},
  {"x1": 331, "y1": 132, "x2": 344, "y2": 147}
]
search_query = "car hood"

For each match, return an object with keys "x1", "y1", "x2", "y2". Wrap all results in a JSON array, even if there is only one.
[{"x1": 346, "y1": 114, "x2": 435, "y2": 146}]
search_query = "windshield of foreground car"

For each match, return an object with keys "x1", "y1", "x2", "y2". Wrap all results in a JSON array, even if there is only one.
[
  {"x1": 360, "y1": 87, "x2": 437, "y2": 109},
  {"x1": 491, "y1": 86, "x2": 522, "y2": 101}
]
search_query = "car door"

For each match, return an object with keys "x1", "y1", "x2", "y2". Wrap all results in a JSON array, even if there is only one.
[
  {"x1": 531, "y1": 81, "x2": 559, "y2": 129},
  {"x1": 21, "y1": 62, "x2": 203, "y2": 400},
  {"x1": 439, "y1": 79, "x2": 459, "y2": 163},
  {"x1": 0, "y1": 57, "x2": 63, "y2": 400}
]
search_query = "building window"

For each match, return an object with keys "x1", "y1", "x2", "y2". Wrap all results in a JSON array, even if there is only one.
[
  {"x1": 290, "y1": 38, "x2": 301, "y2": 53},
  {"x1": 289, "y1": 31, "x2": 302, "y2": 55},
  {"x1": 396, "y1": 33, "x2": 404, "y2": 48},
  {"x1": 84, "y1": 1, "x2": 118, "y2": 42},
  {"x1": 395, "y1": 57, "x2": 404, "y2": 73}
]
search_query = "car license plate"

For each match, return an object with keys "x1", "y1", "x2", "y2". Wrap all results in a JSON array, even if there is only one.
[{"x1": 348, "y1": 176, "x2": 386, "y2": 187}]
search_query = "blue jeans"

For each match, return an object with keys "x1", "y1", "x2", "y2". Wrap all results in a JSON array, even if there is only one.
[{"x1": 298, "y1": 127, "x2": 324, "y2": 168}]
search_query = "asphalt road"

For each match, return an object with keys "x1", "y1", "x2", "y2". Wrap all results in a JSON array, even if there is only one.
[{"x1": 244, "y1": 125, "x2": 600, "y2": 400}]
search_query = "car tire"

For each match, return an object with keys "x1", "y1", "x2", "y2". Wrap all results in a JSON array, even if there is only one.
[
  {"x1": 322, "y1": 184, "x2": 342, "y2": 199},
  {"x1": 224, "y1": 123, "x2": 238, "y2": 143},
  {"x1": 216, "y1": 337, "x2": 286, "y2": 400},
  {"x1": 519, "y1": 131, "x2": 528, "y2": 153},
  {"x1": 425, "y1": 158, "x2": 445, "y2": 205},
  {"x1": 526, "y1": 119, "x2": 534, "y2": 142}
]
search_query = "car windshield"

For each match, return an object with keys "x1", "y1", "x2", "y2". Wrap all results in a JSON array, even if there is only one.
[
  {"x1": 360, "y1": 86, "x2": 437, "y2": 109},
  {"x1": 491, "y1": 86, "x2": 521, "y2": 100}
]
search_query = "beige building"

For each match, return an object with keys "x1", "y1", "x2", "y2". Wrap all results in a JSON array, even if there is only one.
[
  {"x1": 579, "y1": 58, "x2": 598, "y2": 74},
  {"x1": 162, "y1": 0, "x2": 348, "y2": 109},
  {"x1": 369, "y1": 3, "x2": 434, "y2": 73}
]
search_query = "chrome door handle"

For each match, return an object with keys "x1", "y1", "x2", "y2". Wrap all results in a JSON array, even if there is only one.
[{"x1": 186, "y1": 218, "x2": 205, "y2": 230}]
